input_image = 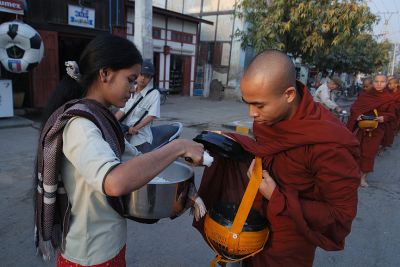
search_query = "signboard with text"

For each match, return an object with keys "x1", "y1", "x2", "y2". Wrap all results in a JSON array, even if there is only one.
[
  {"x1": 0, "y1": 0, "x2": 25, "y2": 15},
  {"x1": 68, "y1": 5, "x2": 95, "y2": 29}
]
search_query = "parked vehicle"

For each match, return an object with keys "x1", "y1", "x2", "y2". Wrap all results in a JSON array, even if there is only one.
[{"x1": 157, "y1": 87, "x2": 169, "y2": 105}]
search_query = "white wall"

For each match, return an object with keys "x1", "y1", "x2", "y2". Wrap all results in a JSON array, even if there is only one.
[
  {"x1": 168, "y1": 18, "x2": 183, "y2": 31},
  {"x1": 200, "y1": 15, "x2": 216, "y2": 41},
  {"x1": 183, "y1": 21, "x2": 197, "y2": 35},
  {"x1": 126, "y1": 7, "x2": 198, "y2": 95},
  {"x1": 153, "y1": 14, "x2": 166, "y2": 28}
]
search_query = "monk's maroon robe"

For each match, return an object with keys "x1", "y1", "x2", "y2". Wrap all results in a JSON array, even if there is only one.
[
  {"x1": 389, "y1": 90, "x2": 400, "y2": 132},
  {"x1": 194, "y1": 82, "x2": 360, "y2": 267},
  {"x1": 347, "y1": 89, "x2": 396, "y2": 172}
]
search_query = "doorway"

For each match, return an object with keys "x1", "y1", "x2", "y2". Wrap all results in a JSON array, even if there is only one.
[
  {"x1": 58, "y1": 34, "x2": 92, "y2": 78},
  {"x1": 169, "y1": 54, "x2": 191, "y2": 95}
]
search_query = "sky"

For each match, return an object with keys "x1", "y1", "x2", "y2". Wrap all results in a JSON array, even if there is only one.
[{"x1": 368, "y1": 0, "x2": 400, "y2": 43}]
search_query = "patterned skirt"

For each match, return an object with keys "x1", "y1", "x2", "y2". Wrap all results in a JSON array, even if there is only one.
[{"x1": 57, "y1": 245, "x2": 126, "y2": 267}]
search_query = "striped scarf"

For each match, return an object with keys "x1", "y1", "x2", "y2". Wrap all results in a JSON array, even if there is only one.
[{"x1": 35, "y1": 98, "x2": 125, "y2": 260}]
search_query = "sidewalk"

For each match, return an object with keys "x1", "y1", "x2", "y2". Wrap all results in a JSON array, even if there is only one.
[
  {"x1": 0, "y1": 115, "x2": 33, "y2": 129},
  {"x1": 157, "y1": 95, "x2": 250, "y2": 132},
  {"x1": 0, "y1": 94, "x2": 356, "y2": 131}
]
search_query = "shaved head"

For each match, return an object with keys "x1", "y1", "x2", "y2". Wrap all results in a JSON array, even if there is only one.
[
  {"x1": 373, "y1": 74, "x2": 388, "y2": 92},
  {"x1": 244, "y1": 50, "x2": 297, "y2": 94},
  {"x1": 388, "y1": 75, "x2": 398, "y2": 82},
  {"x1": 240, "y1": 50, "x2": 300, "y2": 125},
  {"x1": 363, "y1": 77, "x2": 373, "y2": 83},
  {"x1": 388, "y1": 75, "x2": 399, "y2": 92}
]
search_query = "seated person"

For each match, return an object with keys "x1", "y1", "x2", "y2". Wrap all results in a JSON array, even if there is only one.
[
  {"x1": 115, "y1": 60, "x2": 160, "y2": 152},
  {"x1": 313, "y1": 76, "x2": 343, "y2": 112}
]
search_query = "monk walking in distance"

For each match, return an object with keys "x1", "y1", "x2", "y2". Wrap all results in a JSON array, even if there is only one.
[{"x1": 347, "y1": 74, "x2": 396, "y2": 187}]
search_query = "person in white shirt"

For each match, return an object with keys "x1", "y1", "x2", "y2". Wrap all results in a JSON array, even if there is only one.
[
  {"x1": 313, "y1": 76, "x2": 343, "y2": 112},
  {"x1": 115, "y1": 60, "x2": 160, "y2": 152}
]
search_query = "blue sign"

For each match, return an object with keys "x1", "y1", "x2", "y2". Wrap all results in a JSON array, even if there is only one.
[{"x1": 68, "y1": 5, "x2": 95, "y2": 29}]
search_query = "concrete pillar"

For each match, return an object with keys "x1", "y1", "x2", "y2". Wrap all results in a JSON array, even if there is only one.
[{"x1": 134, "y1": 0, "x2": 153, "y2": 61}]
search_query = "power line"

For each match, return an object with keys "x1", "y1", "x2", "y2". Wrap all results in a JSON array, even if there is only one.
[{"x1": 376, "y1": 11, "x2": 399, "y2": 39}]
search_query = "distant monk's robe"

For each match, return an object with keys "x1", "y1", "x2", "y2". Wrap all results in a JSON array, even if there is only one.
[
  {"x1": 389, "y1": 89, "x2": 400, "y2": 132},
  {"x1": 194, "y1": 82, "x2": 360, "y2": 267},
  {"x1": 347, "y1": 89, "x2": 396, "y2": 172}
]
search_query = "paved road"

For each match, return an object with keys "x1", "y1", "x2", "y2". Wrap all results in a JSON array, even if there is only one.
[{"x1": 0, "y1": 95, "x2": 399, "y2": 266}]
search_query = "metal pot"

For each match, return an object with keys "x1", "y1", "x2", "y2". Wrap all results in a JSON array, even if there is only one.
[{"x1": 122, "y1": 161, "x2": 194, "y2": 220}]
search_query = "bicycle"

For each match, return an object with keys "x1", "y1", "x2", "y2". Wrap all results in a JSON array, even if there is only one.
[{"x1": 157, "y1": 87, "x2": 169, "y2": 105}]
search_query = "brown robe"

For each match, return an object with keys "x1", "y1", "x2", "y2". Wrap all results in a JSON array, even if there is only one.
[
  {"x1": 194, "y1": 82, "x2": 360, "y2": 267},
  {"x1": 389, "y1": 89, "x2": 400, "y2": 132},
  {"x1": 347, "y1": 89, "x2": 396, "y2": 172}
]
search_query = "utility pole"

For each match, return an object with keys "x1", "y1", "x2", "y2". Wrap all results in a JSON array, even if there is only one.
[
  {"x1": 377, "y1": 11, "x2": 398, "y2": 40},
  {"x1": 391, "y1": 43, "x2": 398, "y2": 75},
  {"x1": 376, "y1": 11, "x2": 399, "y2": 74},
  {"x1": 134, "y1": 0, "x2": 153, "y2": 62}
]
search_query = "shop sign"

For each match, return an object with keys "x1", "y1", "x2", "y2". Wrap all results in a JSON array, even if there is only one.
[
  {"x1": 0, "y1": 0, "x2": 25, "y2": 15},
  {"x1": 68, "y1": 5, "x2": 95, "y2": 29}
]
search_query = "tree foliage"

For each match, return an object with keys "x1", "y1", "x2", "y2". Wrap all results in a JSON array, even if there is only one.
[
  {"x1": 315, "y1": 34, "x2": 392, "y2": 74},
  {"x1": 235, "y1": 0, "x2": 383, "y2": 73}
]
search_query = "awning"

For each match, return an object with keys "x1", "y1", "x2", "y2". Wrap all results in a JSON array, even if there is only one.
[
  {"x1": 125, "y1": 1, "x2": 213, "y2": 25},
  {"x1": 0, "y1": 0, "x2": 26, "y2": 15}
]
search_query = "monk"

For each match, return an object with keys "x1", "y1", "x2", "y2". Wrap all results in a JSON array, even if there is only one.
[
  {"x1": 347, "y1": 74, "x2": 396, "y2": 187},
  {"x1": 194, "y1": 50, "x2": 360, "y2": 267},
  {"x1": 387, "y1": 76, "x2": 400, "y2": 132},
  {"x1": 362, "y1": 77, "x2": 374, "y2": 92}
]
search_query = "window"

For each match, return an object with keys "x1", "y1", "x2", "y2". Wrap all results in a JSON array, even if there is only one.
[
  {"x1": 171, "y1": 31, "x2": 193, "y2": 44},
  {"x1": 153, "y1": 28, "x2": 161, "y2": 39}
]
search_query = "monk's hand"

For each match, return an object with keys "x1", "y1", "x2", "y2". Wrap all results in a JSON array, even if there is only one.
[
  {"x1": 259, "y1": 170, "x2": 277, "y2": 200},
  {"x1": 357, "y1": 114, "x2": 363, "y2": 121},
  {"x1": 376, "y1": 116, "x2": 384, "y2": 123},
  {"x1": 247, "y1": 158, "x2": 255, "y2": 178}
]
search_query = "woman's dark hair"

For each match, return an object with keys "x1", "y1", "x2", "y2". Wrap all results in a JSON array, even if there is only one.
[
  {"x1": 40, "y1": 34, "x2": 143, "y2": 128},
  {"x1": 78, "y1": 34, "x2": 143, "y2": 91},
  {"x1": 40, "y1": 76, "x2": 84, "y2": 129}
]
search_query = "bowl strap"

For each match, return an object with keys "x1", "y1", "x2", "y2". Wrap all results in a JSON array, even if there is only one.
[{"x1": 230, "y1": 157, "x2": 262, "y2": 235}]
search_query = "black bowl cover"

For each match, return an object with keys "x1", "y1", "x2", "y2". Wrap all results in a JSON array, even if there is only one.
[
  {"x1": 193, "y1": 131, "x2": 253, "y2": 162},
  {"x1": 208, "y1": 202, "x2": 268, "y2": 232}
]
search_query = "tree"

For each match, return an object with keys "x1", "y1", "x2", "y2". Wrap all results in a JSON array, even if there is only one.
[
  {"x1": 235, "y1": 0, "x2": 378, "y2": 68},
  {"x1": 314, "y1": 34, "x2": 392, "y2": 74}
]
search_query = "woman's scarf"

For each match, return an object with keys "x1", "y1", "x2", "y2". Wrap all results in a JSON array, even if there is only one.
[{"x1": 35, "y1": 98, "x2": 125, "y2": 260}]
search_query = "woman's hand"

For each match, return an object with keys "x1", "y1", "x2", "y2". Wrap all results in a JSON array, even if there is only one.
[{"x1": 174, "y1": 139, "x2": 204, "y2": 166}]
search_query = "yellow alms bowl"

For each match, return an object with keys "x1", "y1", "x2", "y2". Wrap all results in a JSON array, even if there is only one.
[{"x1": 358, "y1": 120, "x2": 378, "y2": 129}]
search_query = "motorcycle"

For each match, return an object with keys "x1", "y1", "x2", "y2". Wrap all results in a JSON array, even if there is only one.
[{"x1": 135, "y1": 122, "x2": 183, "y2": 153}]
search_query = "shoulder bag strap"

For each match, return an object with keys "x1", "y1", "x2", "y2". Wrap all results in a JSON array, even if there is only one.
[
  {"x1": 131, "y1": 89, "x2": 157, "y2": 127},
  {"x1": 119, "y1": 95, "x2": 144, "y2": 123}
]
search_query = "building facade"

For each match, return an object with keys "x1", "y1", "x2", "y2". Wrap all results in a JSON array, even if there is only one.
[
  {"x1": 0, "y1": 0, "x2": 125, "y2": 108},
  {"x1": 152, "y1": 0, "x2": 253, "y2": 97},
  {"x1": 126, "y1": 0, "x2": 211, "y2": 96}
]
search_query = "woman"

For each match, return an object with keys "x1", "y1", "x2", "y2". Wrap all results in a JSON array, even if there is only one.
[{"x1": 34, "y1": 34, "x2": 204, "y2": 266}]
